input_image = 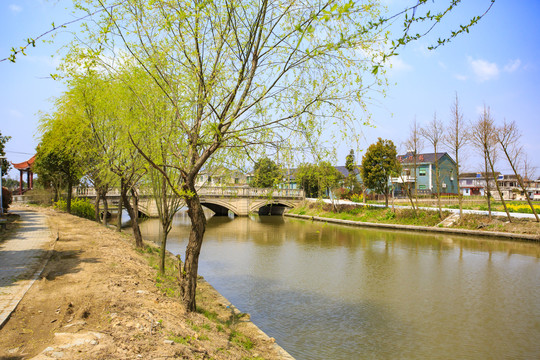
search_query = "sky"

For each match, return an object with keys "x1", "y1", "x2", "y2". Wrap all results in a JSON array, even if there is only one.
[{"x1": 1, "y1": 0, "x2": 539, "y2": 180}]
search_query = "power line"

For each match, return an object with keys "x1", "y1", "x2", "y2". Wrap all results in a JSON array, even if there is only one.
[{"x1": 5, "y1": 150, "x2": 35, "y2": 155}]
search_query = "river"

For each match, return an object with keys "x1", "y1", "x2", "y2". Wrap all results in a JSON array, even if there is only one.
[{"x1": 138, "y1": 211, "x2": 540, "y2": 359}]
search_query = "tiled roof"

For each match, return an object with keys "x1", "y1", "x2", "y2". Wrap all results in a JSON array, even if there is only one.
[
  {"x1": 397, "y1": 152, "x2": 447, "y2": 164},
  {"x1": 11, "y1": 155, "x2": 36, "y2": 170}
]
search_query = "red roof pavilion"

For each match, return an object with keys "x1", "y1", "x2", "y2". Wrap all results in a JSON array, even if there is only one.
[{"x1": 11, "y1": 155, "x2": 35, "y2": 195}]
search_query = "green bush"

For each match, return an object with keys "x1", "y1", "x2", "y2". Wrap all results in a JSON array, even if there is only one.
[{"x1": 54, "y1": 198, "x2": 95, "y2": 220}]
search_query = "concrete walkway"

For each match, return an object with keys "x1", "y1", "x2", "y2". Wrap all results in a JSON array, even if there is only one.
[{"x1": 0, "y1": 210, "x2": 53, "y2": 328}]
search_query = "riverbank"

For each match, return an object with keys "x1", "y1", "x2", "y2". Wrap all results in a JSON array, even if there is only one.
[
  {"x1": 287, "y1": 201, "x2": 540, "y2": 242},
  {"x1": 0, "y1": 205, "x2": 290, "y2": 359}
]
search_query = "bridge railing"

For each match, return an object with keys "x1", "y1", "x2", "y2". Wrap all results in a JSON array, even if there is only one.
[
  {"x1": 75, "y1": 186, "x2": 304, "y2": 199},
  {"x1": 197, "y1": 186, "x2": 304, "y2": 198},
  {"x1": 75, "y1": 187, "x2": 121, "y2": 197}
]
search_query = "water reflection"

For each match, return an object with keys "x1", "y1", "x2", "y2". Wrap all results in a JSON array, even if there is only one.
[{"x1": 139, "y1": 212, "x2": 540, "y2": 360}]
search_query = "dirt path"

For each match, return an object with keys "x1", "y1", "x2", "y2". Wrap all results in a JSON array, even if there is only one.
[{"x1": 0, "y1": 205, "x2": 290, "y2": 359}]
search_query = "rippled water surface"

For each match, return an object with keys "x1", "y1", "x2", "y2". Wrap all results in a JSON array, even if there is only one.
[{"x1": 139, "y1": 212, "x2": 540, "y2": 359}]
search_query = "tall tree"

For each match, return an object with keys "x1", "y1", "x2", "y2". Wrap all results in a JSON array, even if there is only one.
[
  {"x1": 482, "y1": 107, "x2": 511, "y2": 221},
  {"x1": 66, "y1": 70, "x2": 148, "y2": 245},
  {"x1": 252, "y1": 157, "x2": 282, "y2": 188},
  {"x1": 405, "y1": 117, "x2": 423, "y2": 210},
  {"x1": 296, "y1": 162, "x2": 343, "y2": 199},
  {"x1": 496, "y1": 120, "x2": 538, "y2": 221},
  {"x1": 344, "y1": 149, "x2": 361, "y2": 193},
  {"x1": 69, "y1": 0, "x2": 496, "y2": 312},
  {"x1": 36, "y1": 98, "x2": 93, "y2": 213},
  {"x1": 361, "y1": 138, "x2": 401, "y2": 207},
  {"x1": 421, "y1": 113, "x2": 444, "y2": 218},
  {"x1": 471, "y1": 106, "x2": 512, "y2": 221},
  {"x1": 444, "y1": 93, "x2": 469, "y2": 220}
]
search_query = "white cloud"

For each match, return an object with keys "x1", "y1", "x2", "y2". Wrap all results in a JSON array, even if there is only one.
[
  {"x1": 9, "y1": 4, "x2": 22, "y2": 13},
  {"x1": 387, "y1": 56, "x2": 412, "y2": 73},
  {"x1": 454, "y1": 74, "x2": 467, "y2": 81},
  {"x1": 475, "y1": 106, "x2": 485, "y2": 116},
  {"x1": 504, "y1": 59, "x2": 521, "y2": 73},
  {"x1": 468, "y1": 57, "x2": 499, "y2": 82},
  {"x1": 24, "y1": 55, "x2": 61, "y2": 68},
  {"x1": 438, "y1": 61, "x2": 447, "y2": 70},
  {"x1": 9, "y1": 109, "x2": 24, "y2": 118}
]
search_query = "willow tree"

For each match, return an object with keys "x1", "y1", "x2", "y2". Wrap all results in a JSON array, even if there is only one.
[
  {"x1": 58, "y1": 71, "x2": 148, "y2": 246},
  {"x1": 71, "y1": 0, "x2": 495, "y2": 311},
  {"x1": 36, "y1": 95, "x2": 94, "y2": 213}
]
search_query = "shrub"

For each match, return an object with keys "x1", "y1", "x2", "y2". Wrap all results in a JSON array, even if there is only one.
[
  {"x1": 25, "y1": 188, "x2": 54, "y2": 205},
  {"x1": 54, "y1": 198, "x2": 95, "y2": 220},
  {"x1": 2, "y1": 187, "x2": 12, "y2": 211}
]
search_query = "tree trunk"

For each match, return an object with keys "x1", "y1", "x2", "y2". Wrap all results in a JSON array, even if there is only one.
[
  {"x1": 103, "y1": 194, "x2": 109, "y2": 227},
  {"x1": 435, "y1": 163, "x2": 442, "y2": 219},
  {"x1": 404, "y1": 182, "x2": 416, "y2": 213},
  {"x1": 483, "y1": 153, "x2": 492, "y2": 219},
  {"x1": 117, "y1": 181, "x2": 123, "y2": 232},
  {"x1": 487, "y1": 153, "x2": 511, "y2": 222},
  {"x1": 181, "y1": 181, "x2": 207, "y2": 312},
  {"x1": 121, "y1": 184, "x2": 143, "y2": 248},
  {"x1": 159, "y1": 221, "x2": 168, "y2": 274},
  {"x1": 455, "y1": 152, "x2": 463, "y2": 221},
  {"x1": 95, "y1": 191, "x2": 101, "y2": 223},
  {"x1": 66, "y1": 180, "x2": 73, "y2": 214},
  {"x1": 131, "y1": 187, "x2": 139, "y2": 224},
  {"x1": 53, "y1": 185, "x2": 59, "y2": 203}
]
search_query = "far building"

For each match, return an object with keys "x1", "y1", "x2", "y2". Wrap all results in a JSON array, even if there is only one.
[
  {"x1": 459, "y1": 172, "x2": 495, "y2": 197},
  {"x1": 462, "y1": 172, "x2": 540, "y2": 200},
  {"x1": 393, "y1": 152, "x2": 458, "y2": 195}
]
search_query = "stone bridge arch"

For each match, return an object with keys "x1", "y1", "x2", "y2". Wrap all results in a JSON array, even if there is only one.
[
  {"x1": 249, "y1": 199, "x2": 297, "y2": 215},
  {"x1": 200, "y1": 198, "x2": 239, "y2": 216}
]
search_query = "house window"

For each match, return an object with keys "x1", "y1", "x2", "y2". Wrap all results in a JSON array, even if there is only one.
[
  {"x1": 403, "y1": 169, "x2": 411, "y2": 176},
  {"x1": 235, "y1": 178, "x2": 239, "y2": 184},
  {"x1": 419, "y1": 169, "x2": 426, "y2": 176},
  {"x1": 208, "y1": 176, "x2": 212, "y2": 184}
]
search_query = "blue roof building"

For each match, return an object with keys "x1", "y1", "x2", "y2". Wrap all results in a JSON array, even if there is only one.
[{"x1": 393, "y1": 152, "x2": 458, "y2": 195}]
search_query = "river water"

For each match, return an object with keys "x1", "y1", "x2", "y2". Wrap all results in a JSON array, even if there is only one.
[{"x1": 139, "y1": 211, "x2": 540, "y2": 359}]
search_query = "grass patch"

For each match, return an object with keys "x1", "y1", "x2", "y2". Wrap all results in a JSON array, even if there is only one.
[
  {"x1": 168, "y1": 333, "x2": 192, "y2": 345},
  {"x1": 289, "y1": 201, "x2": 445, "y2": 227},
  {"x1": 229, "y1": 330, "x2": 254, "y2": 350},
  {"x1": 196, "y1": 306, "x2": 219, "y2": 322}
]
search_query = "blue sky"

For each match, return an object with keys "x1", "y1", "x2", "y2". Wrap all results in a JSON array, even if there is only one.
[{"x1": 1, "y1": 0, "x2": 539, "y2": 179}]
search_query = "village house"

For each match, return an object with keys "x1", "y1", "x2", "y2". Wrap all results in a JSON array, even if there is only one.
[
  {"x1": 496, "y1": 174, "x2": 540, "y2": 200},
  {"x1": 195, "y1": 168, "x2": 248, "y2": 187},
  {"x1": 459, "y1": 172, "x2": 496, "y2": 197},
  {"x1": 393, "y1": 152, "x2": 459, "y2": 195}
]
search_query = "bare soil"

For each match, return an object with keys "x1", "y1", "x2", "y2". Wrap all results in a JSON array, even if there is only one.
[{"x1": 0, "y1": 205, "x2": 286, "y2": 360}]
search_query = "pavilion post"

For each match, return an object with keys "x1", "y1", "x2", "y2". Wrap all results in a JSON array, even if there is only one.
[{"x1": 19, "y1": 170, "x2": 23, "y2": 195}]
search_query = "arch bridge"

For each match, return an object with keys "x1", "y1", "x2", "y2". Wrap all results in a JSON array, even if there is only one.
[{"x1": 75, "y1": 186, "x2": 304, "y2": 217}]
